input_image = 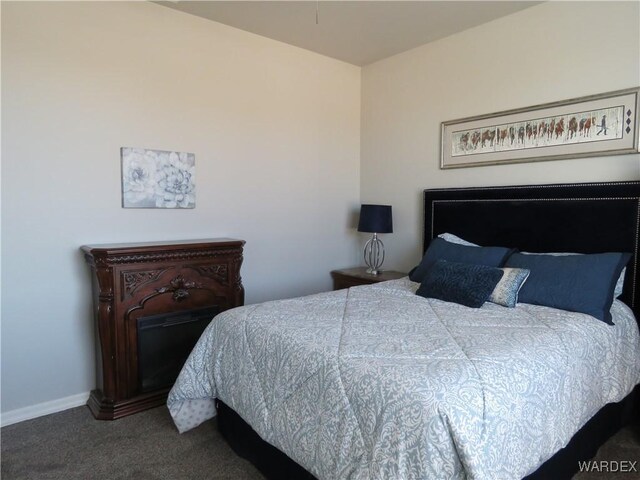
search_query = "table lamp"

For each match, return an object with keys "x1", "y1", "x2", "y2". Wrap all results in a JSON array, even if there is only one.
[{"x1": 357, "y1": 204, "x2": 393, "y2": 275}]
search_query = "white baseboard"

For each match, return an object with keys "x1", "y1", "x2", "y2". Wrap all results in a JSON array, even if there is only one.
[{"x1": 1, "y1": 392, "x2": 90, "y2": 428}]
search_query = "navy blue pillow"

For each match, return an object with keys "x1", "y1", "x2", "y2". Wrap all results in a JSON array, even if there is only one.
[
  {"x1": 409, "y1": 237, "x2": 514, "y2": 283},
  {"x1": 505, "y1": 252, "x2": 631, "y2": 324},
  {"x1": 416, "y1": 260, "x2": 504, "y2": 308}
]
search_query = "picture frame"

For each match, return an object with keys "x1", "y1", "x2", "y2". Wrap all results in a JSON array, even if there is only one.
[
  {"x1": 440, "y1": 87, "x2": 640, "y2": 169},
  {"x1": 121, "y1": 147, "x2": 196, "y2": 208}
]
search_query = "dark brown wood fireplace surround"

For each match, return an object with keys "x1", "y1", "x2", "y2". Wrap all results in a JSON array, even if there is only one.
[{"x1": 81, "y1": 239, "x2": 245, "y2": 420}]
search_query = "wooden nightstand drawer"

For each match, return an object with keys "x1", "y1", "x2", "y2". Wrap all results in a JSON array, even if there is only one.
[{"x1": 331, "y1": 267, "x2": 407, "y2": 290}]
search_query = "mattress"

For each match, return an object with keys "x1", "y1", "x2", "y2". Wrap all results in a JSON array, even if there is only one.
[{"x1": 167, "y1": 278, "x2": 640, "y2": 479}]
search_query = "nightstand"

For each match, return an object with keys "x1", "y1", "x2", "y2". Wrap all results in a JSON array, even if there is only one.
[{"x1": 331, "y1": 267, "x2": 407, "y2": 290}]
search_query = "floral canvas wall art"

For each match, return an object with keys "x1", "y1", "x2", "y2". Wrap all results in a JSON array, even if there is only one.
[{"x1": 121, "y1": 147, "x2": 195, "y2": 208}]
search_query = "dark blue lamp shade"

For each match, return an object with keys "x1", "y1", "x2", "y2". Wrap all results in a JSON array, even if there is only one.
[{"x1": 358, "y1": 205, "x2": 393, "y2": 234}]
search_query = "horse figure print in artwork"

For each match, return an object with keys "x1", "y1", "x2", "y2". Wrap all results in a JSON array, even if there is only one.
[
  {"x1": 568, "y1": 117, "x2": 578, "y2": 139},
  {"x1": 517, "y1": 126, "x2": 525, "y2": 145},
  {"x1": 481, "y1": 129, "x2": 496, "y2": 147},
  {"x1": 579, "y1": 116, "x2": 596, "y2": 136},
  {"x1": 498, "y1": 128, "x2": 509, "y2": 146},
  {"x1": 459, "y1": 132, "x2": 470, "y2": 151},
  {"x1": 509, "y1": 126, "x2": 516, "y2": 145},
  {"x1": 547, "y1": 119, "x2": 556, "y2": 140},
  {"x1": 554, "y1": 118, "x2": 565, "y2": 139},
  {"x1": 526, "y1": 123, "x2": 537, "y2": 141},
  {"x1": 538, "y1": 121, "x2": 548, "y2": 141},
  {"x1": 470, "y1": 131, "x2": 481, "y2": 150}
]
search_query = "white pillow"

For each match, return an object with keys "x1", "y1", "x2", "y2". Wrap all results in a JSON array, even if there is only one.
[{"x1": 437, "y1": 232, "x2": 478, "y2": 247}]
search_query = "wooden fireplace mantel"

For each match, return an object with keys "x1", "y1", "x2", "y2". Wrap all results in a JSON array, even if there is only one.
[{"x1": 81, "y1": 238, "x2": 245, "y2": 420}]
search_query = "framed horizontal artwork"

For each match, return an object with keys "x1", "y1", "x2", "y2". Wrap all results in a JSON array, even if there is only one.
[
  {"x1": 441, "y1": 87, "x2": 640, "y2": 169},
  {"x1": 121, "y1": 147, "x2": 195, "y2": 208}
]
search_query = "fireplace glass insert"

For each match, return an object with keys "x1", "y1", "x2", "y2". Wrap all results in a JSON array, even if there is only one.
[{"x1": 137, "y1": 306, "x2": 219, "y2": 392}]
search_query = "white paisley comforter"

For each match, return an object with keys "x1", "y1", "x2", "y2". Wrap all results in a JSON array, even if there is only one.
[{"x1": 168, "y1": 278, "x2": 640, "y2": 480}]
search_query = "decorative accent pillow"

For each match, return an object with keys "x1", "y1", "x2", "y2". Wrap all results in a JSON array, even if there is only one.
[
  {"x1": 488, "y1": 267, "x2": 530, "y2": 308},
  {"x1": 416, "y1": 260, "x2": 504, "y2": 308},
  {"x1": 409, "y1": 237, "x2": 514, "y2": 283},
  {"x1": 505, "y1": 251, "x2": 631, "y2": 324}
]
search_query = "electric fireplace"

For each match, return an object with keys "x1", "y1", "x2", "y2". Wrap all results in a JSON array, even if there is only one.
[{"x1": 82, "y1": 238, "x2": 245, "y2": 420}]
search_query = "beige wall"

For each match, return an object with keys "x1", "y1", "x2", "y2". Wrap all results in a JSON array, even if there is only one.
[
  {"x1": 1, "y1": 1, "x2": 361, "y2": 415},
  {"x1": 361, "y1": 1, "x2": 640, "y2": 272}
]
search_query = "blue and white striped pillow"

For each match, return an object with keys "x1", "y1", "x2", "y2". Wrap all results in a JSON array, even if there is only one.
[{"x1": 489, "y1": 267, "x2": 530, "y2": 308}]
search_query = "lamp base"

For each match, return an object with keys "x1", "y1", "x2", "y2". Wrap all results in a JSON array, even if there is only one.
[{"x1": 363, "y1": 233, "x2": 385, "y2": 275}]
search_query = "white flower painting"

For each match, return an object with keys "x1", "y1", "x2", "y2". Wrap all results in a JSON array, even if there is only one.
[{"x1": 121, "y1": 147, "x2": 195, "y2": 208}]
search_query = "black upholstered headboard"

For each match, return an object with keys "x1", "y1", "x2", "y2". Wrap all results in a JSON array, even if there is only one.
[{"x1": 422, "y1": 181, "x2": 640, "y2": 321}]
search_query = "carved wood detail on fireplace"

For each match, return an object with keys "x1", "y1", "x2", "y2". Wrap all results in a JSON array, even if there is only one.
[{"x1": 81, "y1": 239, "x2": 245, "y2": 420}]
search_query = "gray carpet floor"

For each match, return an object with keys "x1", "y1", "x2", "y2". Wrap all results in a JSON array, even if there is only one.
[
  {"x1": 1, "y1": 405, "x2": 638, "y2": 479},
  {"x1": 1, "y1": 406, "x2": 265, "y2": 480}
]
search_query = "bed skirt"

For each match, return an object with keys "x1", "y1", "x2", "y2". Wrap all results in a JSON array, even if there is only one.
[{"x1": 216, "y1": 384, "x2": 639, "y2": 480}]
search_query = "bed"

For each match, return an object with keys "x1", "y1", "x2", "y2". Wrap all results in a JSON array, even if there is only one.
[{"x1": 168, "y1": 181, "x2": 640, "y2": 480}]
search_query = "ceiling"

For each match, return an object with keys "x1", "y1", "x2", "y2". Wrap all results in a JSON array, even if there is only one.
[{"x1": 156, "y1": 1, "x2": 542, "y2": 66}]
